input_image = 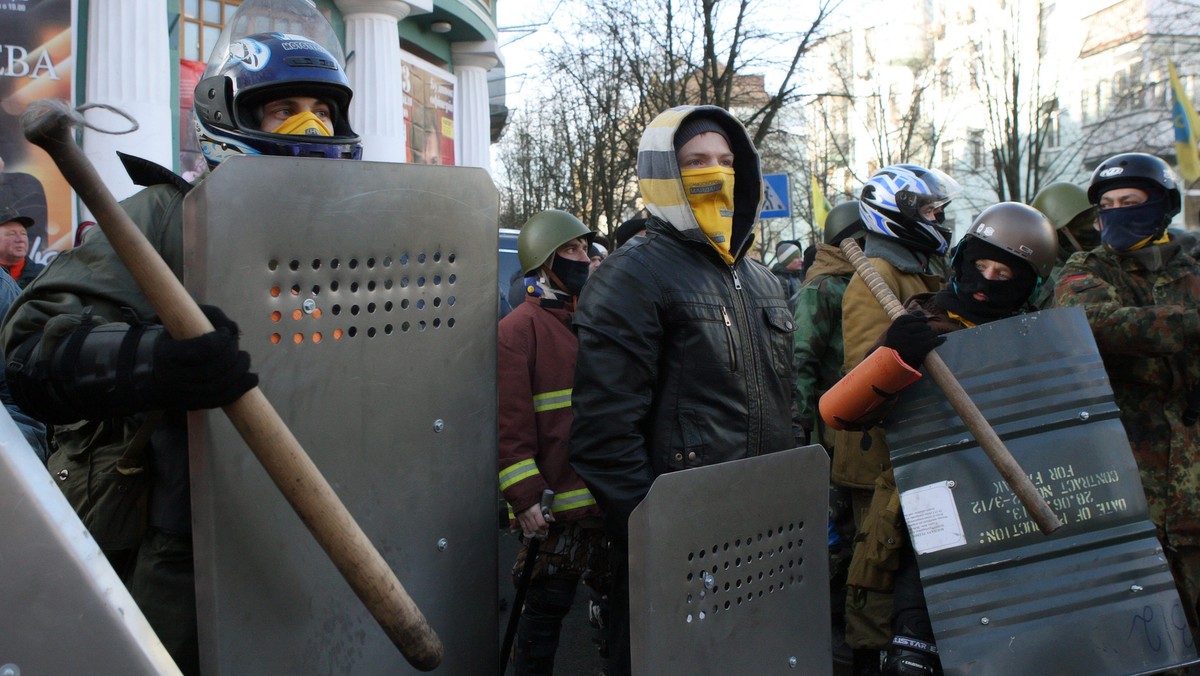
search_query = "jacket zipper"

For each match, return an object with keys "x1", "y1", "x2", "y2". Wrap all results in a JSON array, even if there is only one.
[
  {"x1": 721, "y1": 306, "x2": 737, "y2": 371},
  {"x1": 728, "y1": 264, "x2": 764, "y2": 455}
]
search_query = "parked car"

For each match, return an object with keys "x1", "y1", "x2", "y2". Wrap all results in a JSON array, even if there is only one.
[{"x1": 498, "y1": 228, "x2": 522, "y2": 320}]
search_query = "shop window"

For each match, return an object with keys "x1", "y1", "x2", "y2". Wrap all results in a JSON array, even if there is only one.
[{"x1": 181, "y1": 0, "x2": 242, "y2": 63}]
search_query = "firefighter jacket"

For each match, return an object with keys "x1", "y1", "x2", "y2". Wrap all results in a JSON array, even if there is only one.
[
  {"x1": 1055, "y1": 241, "x2": 1200, "y2": 547},
  {"x1": 498, "y1": 297, "x2": 601, "y2": 523},
  {"x1": 832, "y1": 235, "x2": 945, "y2": 489},
  {"x1": 1, "y1": 181, "x2": 193, "y2": 535},
  {"x1": 570, "y1": 105, "x2": 800, "y2": 541}
]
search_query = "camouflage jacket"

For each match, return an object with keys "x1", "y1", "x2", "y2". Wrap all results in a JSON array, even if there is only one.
[
  {"x1": 792, "y1": 243, "x2": 854, "y2": 448},
  {"x1": 1055, "y1": 242, "x2": 1200, "y2": 546}
]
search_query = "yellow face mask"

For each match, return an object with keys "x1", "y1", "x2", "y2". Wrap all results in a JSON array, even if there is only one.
[
  {"x1": 681, "y1": 166, "x2": 736, "y2": 262},
  {"x1": 271, "y1": 112, "x2": 332, "y2": 137}
]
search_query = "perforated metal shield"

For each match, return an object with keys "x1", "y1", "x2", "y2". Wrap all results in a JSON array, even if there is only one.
[
  {"x1": 185, "y1": 157, "x2": 498, "y2": 674},
  {"x1": 887, "y1": 308, "x2": 1198, "y2": 675},
  {"x1": 628, "y1": 446, "x2": 831, "y2": 675},
  {"x1": 0, "y1": 409, "x2": 178, "y2": 674}
]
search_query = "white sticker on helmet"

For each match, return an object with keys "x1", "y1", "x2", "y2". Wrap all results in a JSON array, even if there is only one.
[{"x1": 228, "y1": 38, "x2": 271, "y2": 72}]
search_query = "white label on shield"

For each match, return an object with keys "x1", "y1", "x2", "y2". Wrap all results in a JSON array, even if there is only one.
[{"x1": 900, "y1": 481, "x2": 967, "y2": 554}]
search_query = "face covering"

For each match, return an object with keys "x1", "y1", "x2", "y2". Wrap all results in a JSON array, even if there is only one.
[
  {"x1": 939, "y1": 239, "x2": 1037, "y2": 324},
  {"x1": 272, "y1": 112, "x2": 332, "y2": 137},
  {"x1": 681, "y1": 166, "x2": 736, "y2": 262},
  {"x1": 1098, "y1": 196, "x2": 1168, "y2": 252},
  {"x1": 550, "y1": 254, "x2": 590, "y2": 297}
]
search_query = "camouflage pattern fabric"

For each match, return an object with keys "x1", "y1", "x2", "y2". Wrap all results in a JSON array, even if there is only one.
[
  {"x1": 512, "y1": 521, "x2": 610, "y2": 591},
  {"x1": 1055, "y1": 243, "x2": 1200, "y2": 548},
  {"x1": 792, "y1": 242, "x2": 854, "y2": 450}
]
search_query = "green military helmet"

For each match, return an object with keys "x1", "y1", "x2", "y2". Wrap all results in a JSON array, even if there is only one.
[
  {"x1": 517, "y1": 209, "x2": 594, "y2": 275},
  {"x1": 1031, "y1": 182, "x2": 1095, "y2": 231},
  {"x1": 824, "y1": 200, "x2": 865, "y2": 245},
  {"x1": 962, "y1": 202, "x2": 1057, "y2": 279}
]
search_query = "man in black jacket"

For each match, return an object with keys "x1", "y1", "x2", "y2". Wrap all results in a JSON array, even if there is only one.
[{"x1": 570, "y1": 105, "x2": 799, "y2": 675}]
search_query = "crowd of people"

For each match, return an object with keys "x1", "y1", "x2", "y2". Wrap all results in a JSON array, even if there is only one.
[{"x1": 1, "y1": 17, "x2": 1197, "y2": 676}]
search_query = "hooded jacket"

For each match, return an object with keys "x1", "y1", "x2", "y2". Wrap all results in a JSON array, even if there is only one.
[{"x1": 569, "y1": 106, "x2": 799, "y2": 539}]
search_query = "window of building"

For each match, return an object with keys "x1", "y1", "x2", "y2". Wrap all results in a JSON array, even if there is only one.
[
  {"x1": 181, "y1": 0, "x2": 242, "y2": 63},
  {"x1": 970, "y1": 131, "x2": 985, "y2": 170}
]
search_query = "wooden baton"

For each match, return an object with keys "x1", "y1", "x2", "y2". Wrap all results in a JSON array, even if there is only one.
[
  {"x1": 840, "y1": 237, "x2": 1062, "y2": 534},
  {"x1": 22, "y1": 100, "x2": 444, "y2": 669}
]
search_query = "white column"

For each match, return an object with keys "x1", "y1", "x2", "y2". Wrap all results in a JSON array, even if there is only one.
[
  {"x1": 335, "y1": 0, "x2": 431, "y2": 163},
  {"x1": 82, "y1": 0, "x2": 172, "y2": 203},
  {"x1": 451, "y1": 42, "x2": 502, "y2": 172}
]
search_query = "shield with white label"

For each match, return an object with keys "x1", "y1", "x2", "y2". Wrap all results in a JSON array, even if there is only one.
[{"x1": 888, "y1": 308, "x2": 1197, "y2": 675}]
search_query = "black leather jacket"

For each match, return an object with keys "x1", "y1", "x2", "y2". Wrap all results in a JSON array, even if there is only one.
[{"x1": 570, "y1": 216, "x2": 800, "y2": 538}]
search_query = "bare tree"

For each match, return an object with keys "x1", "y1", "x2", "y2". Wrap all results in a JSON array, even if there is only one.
[{"x1": 495, "y1": 0, "x2": 840, "y2": 239}]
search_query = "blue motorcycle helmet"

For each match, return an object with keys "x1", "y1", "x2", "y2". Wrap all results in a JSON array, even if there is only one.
[{"x1": 193, "y1": 32, "x2": 362, "y2": 168}]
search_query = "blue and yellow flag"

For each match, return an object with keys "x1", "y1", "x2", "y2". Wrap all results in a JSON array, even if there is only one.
[
  {"x1": 1169, "y1": 60, "x2": 1200, "y2": 184},
  {"x1": 811, "y1": 176, "x2": 832, "y2": 230}
]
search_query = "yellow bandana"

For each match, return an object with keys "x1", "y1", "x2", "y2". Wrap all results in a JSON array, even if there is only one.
[
  {"x1": 681, "y1": 166, "x2": 736, "y2": 263},
  {"x1": 272, "y1": 112, "x2": 332, "y2": 137}
]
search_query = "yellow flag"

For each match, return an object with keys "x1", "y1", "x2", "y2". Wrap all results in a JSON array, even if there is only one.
[
  {"x1": 811, "y1": 176, "x2": 832, "y2": 230},
  {"x1": 1169, "y1": 60, "x2": 1200, "y2": 184}
]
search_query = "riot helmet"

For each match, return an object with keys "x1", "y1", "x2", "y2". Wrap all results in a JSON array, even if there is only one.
[
  {"x1": 859, "y1": 164, "x2": 962, "y2": 254},
  {"x1": 824, "y1": 200, "x2": 865, "y2": 246},
  {"x1": 193, "y1": 32, "x2": 362, "y2": 168},
  {"x1": 1087, "y1": 153, "x2": 1181, "y2": 216},
  {"x1": 957, "y1": 202, "x2": 1057, "y2": 280},
  {"x1": 517, "y1": 210, "x2": 594, "y2": 275}
]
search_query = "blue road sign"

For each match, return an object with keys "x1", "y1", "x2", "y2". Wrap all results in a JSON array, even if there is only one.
[{"x1": 761, "y1": 174, "x2": 790, "y2": 219}]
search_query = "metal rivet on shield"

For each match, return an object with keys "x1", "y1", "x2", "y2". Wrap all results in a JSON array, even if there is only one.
[
  {"x1": 947, "y1": 480, "x2": 956, "y2": 489},
  {"x1": 0, "y1": 663, "x2": 19, "y2": 676},
  {"x1": 1130, "y1": 584, "x2": 1144, "y2": 593},
  {"x1": 789, "y1": 656, "x2": 798, "y2": 668},
  {"x1": 56, "y1": 469, "x2": 68, "y2": 481},
  {"x1": 437, "y1": 538, "x2": 448, "y2": 552},
  {"x1": 433, "y1": 419, "x2": 445, "y2": 433},
  {"x1": 1078, "y1": 411, "x2": 1090, "y2": 421},
  {"x1": 980, "y1": 617, "x2": 990, "y2": 625},
  {"x1": 703, "y1": 572, "x2": 715, "y2": 590},
  {"x1": 302, "y1": 299, "x2": 316, "y2": 314}
]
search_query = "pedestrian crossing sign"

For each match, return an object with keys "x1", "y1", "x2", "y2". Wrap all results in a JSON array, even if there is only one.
[{"x1": 761, "y1": 174, "x2": 790, "y2": 219}]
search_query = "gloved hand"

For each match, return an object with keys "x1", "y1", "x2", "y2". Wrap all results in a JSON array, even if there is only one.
[
  {"x1": 882, "y1": 313, "x2": 944, "y2": 369},
  {"x1": 151, "y1": 304, "x2": 258, "y2": 410}
]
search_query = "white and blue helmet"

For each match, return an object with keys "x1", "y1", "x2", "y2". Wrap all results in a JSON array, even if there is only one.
[{"x1": 858, "y1": 164, "x2": 962, "y2": 254}]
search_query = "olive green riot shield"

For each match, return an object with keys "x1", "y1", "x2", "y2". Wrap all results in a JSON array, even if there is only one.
[
  {"x1": 184, "y1": 156, "x2": 498, "y2": 674},
  {"x1": 887, "y1": 308, "x2": 1198, "y2": 675},
  {"x1": 0, "y1": 409, "x2": 178, "y2": 674},
  {"x1": 628, "y1": 445, "x2": 831, "y2": 675}
]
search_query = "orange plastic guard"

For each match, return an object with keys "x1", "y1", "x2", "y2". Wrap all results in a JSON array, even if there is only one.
[{"x1": 819, "y1": 347, "x2": 922, "y2": 430}]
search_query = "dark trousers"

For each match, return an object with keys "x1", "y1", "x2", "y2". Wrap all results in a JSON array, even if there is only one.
[
  {"x1": 513, "y1": 574, "x2": 581, "y2": 675},
  {"x1": 129, "y1": 529, "x2": 199, "y2": 676}
]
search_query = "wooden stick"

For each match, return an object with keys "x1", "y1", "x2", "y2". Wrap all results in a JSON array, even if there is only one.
[
  {"x1": 23, "y1": 100, "x2": 443, "y2": 669},
  {"x1": 840, "y1": 237, "x2": 1062, "y2": 534}
]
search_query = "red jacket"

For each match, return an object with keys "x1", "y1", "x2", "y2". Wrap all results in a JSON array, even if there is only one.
[{"x1": 498, "y1": 298, "x2": 602, "y2": 523}]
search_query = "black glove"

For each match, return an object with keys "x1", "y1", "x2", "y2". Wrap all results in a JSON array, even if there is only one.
[
  {"x1": 150, "y1": 304, "x2": 258, "y2": 410},
  {"x1": 882, "y1": 313, "x2": 944, "y2": 369}
]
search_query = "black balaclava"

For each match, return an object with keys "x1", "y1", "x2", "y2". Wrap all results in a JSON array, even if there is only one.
[
  {"x1": 936, "y1": 237, "x2": 1038, "y2": 325},
  {"x1": 550, "y1": 254, "x2": 590, "y2": 297},
  {"x1": 1097, "y1": 181, "x2": 1170, "y2": 253}
]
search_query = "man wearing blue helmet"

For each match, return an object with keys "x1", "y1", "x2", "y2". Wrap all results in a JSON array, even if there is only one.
[
  {"x1": 834, "y1": 163, "x2": 961, "y2": 674},
  {"x1": 1, "y1": 31, "x2": 361, "y2": 675}
]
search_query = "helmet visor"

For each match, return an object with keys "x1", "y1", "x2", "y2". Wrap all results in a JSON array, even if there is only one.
[
  {"x1": 203, "y1": 0, "x2": 345, "y2": 77},
  {"x1": 896, "y1": 167, "x2": 962, "y2": 225}
]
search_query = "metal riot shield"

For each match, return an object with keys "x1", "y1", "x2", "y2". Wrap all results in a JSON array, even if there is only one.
[
  {"x1": 0, "y1": 409, "x2": 179, "y2": 674},
  {"x1": 887, "y1": 308, "x2": 1198, "y2": 675},
  {"x1": 184, "y1": 156, "x2": 498, "y2": 674},
  {"x1": 628, "y1": 446, "x2": 831, "y2": 675}
]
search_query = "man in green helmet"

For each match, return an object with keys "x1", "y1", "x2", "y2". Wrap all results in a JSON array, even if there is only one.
[
  {"x1": 1028, "y1": 181, "x2": 1099, "y2": 309},
  {"x1": 498, "y1": 209, "x2": 607, "y2": 675}
]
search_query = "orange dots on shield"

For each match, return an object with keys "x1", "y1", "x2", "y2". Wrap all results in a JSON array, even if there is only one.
[
  {"x1": 312, "y1": 308, "x2": 322, "y2": 319},
  {"x1": 293, "y1": 333, "x2": 303, "y2": 344},
  {"x1": 312, "y1": 332, "x2": 323, "y2": 343},
  {"x1": 270, "y1": 286, "x2": 281, "y2": 298},
  {"x1": 270, "y1": 334, "x2": 281, "y2": 344},
  {"x1": 292, "y1": 309, "x2": 303, "y2": 321},
  {"x1": 271, "y1": 310, "x2": 282, "y2": 323},
  {"x1": 334, "y1": 328, "x2": 344, "y2": 340}
]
